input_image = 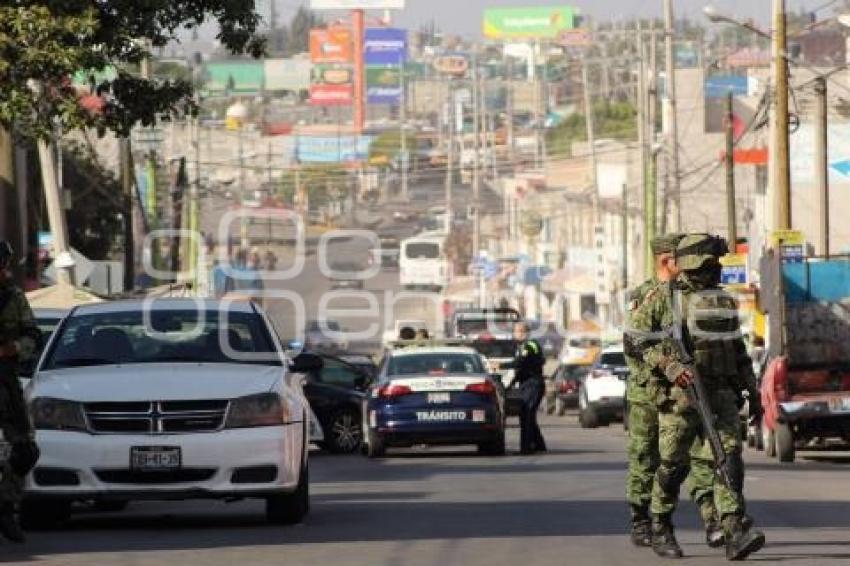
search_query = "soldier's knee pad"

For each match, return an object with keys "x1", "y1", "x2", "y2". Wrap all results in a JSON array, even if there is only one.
[{"x1": 656, "y1": 460, "x2": 689, "y2": 493}]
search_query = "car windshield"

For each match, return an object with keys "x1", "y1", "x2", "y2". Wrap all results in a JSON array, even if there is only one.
[
  {"x1": 599, "y1": 352, "x2": 627, "y2": 367},
  {"x1": 42, "y1": 309, "x2": 281, "y2": 369},
  {"x1": 405, "y1": 243, "x2": 439, "y2": 259},
  {"x1": 470, "y1": 339, "x2": 516, "y2": 359},
  {"x1": 457, "y1": 319, "x2": 515, "y2": 335},
  {"x1": 387, "y1": 353, "x2": 484, "y2": 376}
]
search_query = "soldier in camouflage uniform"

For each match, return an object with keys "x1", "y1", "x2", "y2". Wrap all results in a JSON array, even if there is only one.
[
  {"x1": 628, "y1": 234, "x2": 764, "y2": 560},
  {"x1": 0, "y1": 242, "x2": 40, "y2": 542},
  {"x1": 624, "y1": 234, "x2": 725, "y2": 549}
]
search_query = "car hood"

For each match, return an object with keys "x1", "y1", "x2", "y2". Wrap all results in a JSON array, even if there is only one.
[{"x1": 31, "y1": 363, "x2": 283, "y2": 402}]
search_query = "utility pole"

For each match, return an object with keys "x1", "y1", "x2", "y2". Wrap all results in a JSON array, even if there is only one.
[
  {"x1": 533, "y1": 41, "x2": 543, "y2": 169},
  {"x1": 37, "y1": 138, "x2": 73, "y2": 286},
  {"x1": 0, "y1": 128, "x2": 21, "y2": 285},
  {"x1": 472, "y1": 50, "x2": 481, "y2": 255},
  {"x1": 120, "y1": 139, "x2": 134, "y2": 290},
  {"x1": 444, "y1": 79, "x2": 454, "y2": 219},
  {"x1": 506, "y1": 57, "x2": 516, "y2": 166},
  {"x1": 773, "y1": 0, "x2": 792, "y2": 230},
  {"x1": 582, "y1": 57, "x2": 599, "y2": 215},
  {"x1": 400, "y1": 58, "x2": 409, "y2": 201},
  {"x1": 636, "y1": 25, "x2": 651, "y2": 278},
  {"x1": 815, "y1": 77, "x2": 830, "y2": 256},
  {"x1": 725, "y1": 91, "x2": 737, "y2": 247},
  {"x1": 648, "y1": 25, "x2": 659, "y2": 243},
  {"x1": 238, "y1": 125, "x2": 248, "y2": 249},
  {"x1": 621, "y1": 182, "x2": 629, "y2": 290},
  {"x1": 664, "y1": 0, "x2": 681, "y2": 232}
]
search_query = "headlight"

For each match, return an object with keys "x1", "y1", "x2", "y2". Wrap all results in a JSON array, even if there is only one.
[
  {"x1": 225, "y1": 393, "x2": 291, "y2": 428},
  {"x1": 31, "y1": 398, "x2": 87, "y2": 431}
]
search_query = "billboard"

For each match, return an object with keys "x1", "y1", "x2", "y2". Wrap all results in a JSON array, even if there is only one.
[
  {"x1": 311, "y1": 0, "x2": 404, "y2": 8},
  {"x1": 296, "y1": 135, "x2": 375, "y2": 163},
  {"x1": 483, "y1": 6, "x2": 576, "y2": 40},
  {"x1": 367, "y1": 66, "x2": 402, "y2": 104},
  {"x1": 310, "y1": 63, "x2": 353, "y2": 106},
  {"x1": 310, "y1": 28, "x2": 353, "y2": 64},
  {"x1": 264, "y1": 58, "x2": 311, "y2": 91},
  {"x1": 364, "y1": 28, "x2": 408, "y2": 65}
]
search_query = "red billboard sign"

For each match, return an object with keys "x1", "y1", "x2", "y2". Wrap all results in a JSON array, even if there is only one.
[
  {"x1": 310, "y1": 84, "x2": 353, "y2": 106},
  {"x1": 310, "y1": 28, "x2": 353, "y2": 64}
]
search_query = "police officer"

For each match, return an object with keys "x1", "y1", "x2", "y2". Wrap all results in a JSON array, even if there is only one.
[
  {"x1": 0, "y1": 242, "x2": 40, "y2": 542},
  {"x1": 505, "y1": 322, "x2": 546, "y2": 454},
  {"x1": 629, "y1": 234, "x2": 764, "y2": 560},
  {"x1": 624, "y1": 235, "x2": 728, "y2": 549}
]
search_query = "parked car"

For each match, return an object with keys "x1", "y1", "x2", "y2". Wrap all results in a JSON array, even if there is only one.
[
  {"x1": 304, "y1": 319, "x2": 349, "y2": 352},
  {"x1": 328, "y1": 260, "x2": 366, "y2": 290},
  {"x1": 579, "y1": 346, "x2": 628, "y2": 428},
  {"x1": 297, "y1": 352, "x2": 373, "y2": 454},
  {"x1": 20, "y1": 308, "x2": 68, "y2": 383},
  {"x1": 545, "y1": 363, "x2": 591, "y2": 416},
  {"x1": 24, "y1": 299, "x2": 311, "y2": 528}
]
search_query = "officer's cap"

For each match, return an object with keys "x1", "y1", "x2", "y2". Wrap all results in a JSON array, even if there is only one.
[
  {"x1": 675, "y1": 233, "x2": 728, "y2": 271},
  {"x1": 651, "y1": 233, "x2": 685, "y2": 256}
]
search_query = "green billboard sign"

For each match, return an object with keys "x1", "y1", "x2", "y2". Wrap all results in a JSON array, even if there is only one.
[{"x1": 483, "y1": 6, "x2": 576, "y2": 40}]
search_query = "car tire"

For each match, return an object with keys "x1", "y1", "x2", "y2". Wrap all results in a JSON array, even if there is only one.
[
  {"x1": 20, "y1": 499, "x2": 72, "y2": 530},
  {"x1": 776, "y1": 422, "x2": 796, "y2": 463},
  {"x1": 366, "y1": 429, "x2": 386, "y2": 458},
  {"x1": 580, "y1": 406, "x2": 600, "y2": 429},
  {"x1": 764, "y1": 425, "x2": 777, "y2": 458},
  {"x1": 326, "y1": 409, "x2": 363, "y2": 454},
  {"x1": 266, "y1": 465, "x2": 309, "y2": 525},
  {"x1": 555, "y1": 397, "x2": 567, "y2": 417},
  {"x1": 478, "y1": 432, "x2": 506, "y2": 456}
]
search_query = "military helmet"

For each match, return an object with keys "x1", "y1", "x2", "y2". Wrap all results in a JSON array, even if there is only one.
[
  {"x1": 651, "y1": 233, "x2": 685, "y2": 256},
  {"x1": 0, "y1": 241, "x2": 13, "y2": 269},
  {"x1": 674, "y1": 233, "x2": 728, "y2": 271}
]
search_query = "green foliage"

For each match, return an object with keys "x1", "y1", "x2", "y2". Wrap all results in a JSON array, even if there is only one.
[
  {"x1": 268, "y1": 6, "x2": 321, "y2": 57},
  {"x1": 0, "y1": 2, "x2": 265, "y2": 139},
  {"x1": 278, "y1": 164, "x2": 350, "y2": 205},
  {"x1": 546, "y1": 100, "x2": 637, "y2": 157}
]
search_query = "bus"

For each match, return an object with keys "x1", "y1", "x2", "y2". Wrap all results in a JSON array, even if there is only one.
[{"x1": 399, "y1": 232, "x2": 450, "y2": 292}]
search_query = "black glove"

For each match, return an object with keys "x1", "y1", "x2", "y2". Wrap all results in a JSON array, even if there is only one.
[{"x1": 9, "y1": 441, "x2": 39, "y2": 476}]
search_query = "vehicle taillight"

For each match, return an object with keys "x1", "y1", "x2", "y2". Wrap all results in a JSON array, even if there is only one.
[
  {"x1": 378, "y1": 384, "x2": 413, "y2": 398},
  {"x1": 560, "y1": 381, "x2": 577, "y2": 394},
  {"x1": 466, "y1": 381, "x2": 496, "y2": 395},
  {"x1": 772, "y1": 356, "x2": 789, "y2": 402}
]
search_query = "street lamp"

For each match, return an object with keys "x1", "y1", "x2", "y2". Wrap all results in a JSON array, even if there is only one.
[{"x1": 703, "y1": 6, "x2": 771, "y2": 39}]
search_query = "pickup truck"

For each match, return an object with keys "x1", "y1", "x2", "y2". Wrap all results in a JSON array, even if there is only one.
[{"x1": 757, "y1": 255, "x2": 850, "y2": 463}]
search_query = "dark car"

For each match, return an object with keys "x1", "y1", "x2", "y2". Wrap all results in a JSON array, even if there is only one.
[
  {"x1": 328, "y1": 260, "x2": 366, "y2": 290},
  {"x1": 339, "y1": 354, "x2": 378, "y2": 380},
  {"x1": 545, "y1": 363, "x2": 591, "y2": 416},
  {"x1": 296, "y1": 352, "x2": 372, "y2": 454}
]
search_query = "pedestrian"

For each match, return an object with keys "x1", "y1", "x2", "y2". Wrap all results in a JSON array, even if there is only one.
[
  {"x1": 0, "y1": 241, "x2": 41, "y2": 542},
  {"x1": 624, "y1": 234, "x2": 729, "y2": 549},
  {"x1": 628, "y1": 234, "x2": 765, "y2": 560},
  {"x1": 415, "y1": 328, "x2": 430, "y2": 341},
  {"x1": 264, "y1": 249, "x2": 278, "y2": 272},
  {"x1": 502, "y1": 322, "x2": 546, "y2": 454}
]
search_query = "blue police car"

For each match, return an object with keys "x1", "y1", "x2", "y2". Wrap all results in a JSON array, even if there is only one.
[{"x1": 362, "y1": 345, "x2": 506, "y2": 457}]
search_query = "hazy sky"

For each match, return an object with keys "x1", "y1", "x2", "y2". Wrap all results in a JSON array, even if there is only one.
[{"x1": 268, "y1": 0, "x2": 827, "y2": 37}]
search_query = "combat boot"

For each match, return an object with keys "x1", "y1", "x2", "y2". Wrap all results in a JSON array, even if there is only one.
[
  {"x1": 697, "y1": 496, "x2": 724, "y2": 548},
  {"x1": 629, "y1": 504, "x2": 652, "y2": 547},
  {"x1": 723, "y1": 514, "x2": 765, "y2": 561},
  {"x1": 651, "y1": 514, "x2": 684, "y2": 559},
  {"x1": 0, "y1": 505, "x2": 25, "y2": 543}
]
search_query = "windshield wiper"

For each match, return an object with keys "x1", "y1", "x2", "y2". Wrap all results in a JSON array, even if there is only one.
[{"x1": 51, "y1": 357, "x2": 117, "y2": 368}]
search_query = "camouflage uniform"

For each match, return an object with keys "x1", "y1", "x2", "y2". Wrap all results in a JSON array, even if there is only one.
[
  {"x1": 0, "y1": 278, "x2": 39, "y2": 511},
  {"x1": 624, "y1": 235, "x2": 720, "y2": 546},
  {"x1": 628, "y1": 234, "x2": 764, "y2": 559}
]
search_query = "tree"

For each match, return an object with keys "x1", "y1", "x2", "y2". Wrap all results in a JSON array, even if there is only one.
[
  {"x1": 369, "y1": 131, "x2": 418, "y2": 165},
  {"x1": 0, "y1": 2, "x2": 266, "y2": 140},
  {"x1": 287, "y1": 7, "x2": 321, "y2": 56},
  {"x1": 546, "y1": 100, "x2": 637, "y2": 157},
  {"x1": 278, "y1": 164, "x2": 350, "y2": 207}
]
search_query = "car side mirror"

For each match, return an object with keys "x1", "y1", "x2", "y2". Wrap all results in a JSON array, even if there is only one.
[{"x1": 289, "y1": 352, "x2": 323, "y2": 373}]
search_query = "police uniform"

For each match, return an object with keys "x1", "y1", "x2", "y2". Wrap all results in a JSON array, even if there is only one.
[
  {"x1": 624, "y1": 235, "x2": 724, "y2": 549},
  {"x1": 628, "y1": 234, "x2": 764, "y2": 560},
  {"x1": 0, "y1": 244, "x2": 40, "y2": 542},
  {"x1": 510, "y1": 338, "x2": 546, "y2": 454}
]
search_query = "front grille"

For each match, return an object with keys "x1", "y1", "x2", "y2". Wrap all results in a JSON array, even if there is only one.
[
  {"x1": 95, "y1": 469, "x2": 217, "y2": 484},
  {"x1": 84, "y1": 400, "x2": 229, "y2": 434}
]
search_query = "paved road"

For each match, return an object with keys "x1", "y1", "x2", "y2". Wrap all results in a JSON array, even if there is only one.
[{"x1": 8, "y1": 415, "x2": 850, "y2": 565}]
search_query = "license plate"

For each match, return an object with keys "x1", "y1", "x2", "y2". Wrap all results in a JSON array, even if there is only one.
[
  {"x1": 472, "y1": 410, "x2": 486, "y2": 423},
  {"x1": 829, "y1": 397, "x2": 850, "y2": 413},
  {"x1": 130, "y1": 446, "x2": 181, "y2": 471},
  {"x1": 427, "y1": 392, "x2": 451, "y2": 404},
  {"x1": 415, "y1": 410, "x2": 467, "y2": 422}
]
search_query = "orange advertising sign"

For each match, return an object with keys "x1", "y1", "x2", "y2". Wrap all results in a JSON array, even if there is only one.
[{"x1": 310, "y1": 27, "x2": 353, "y2": 64}]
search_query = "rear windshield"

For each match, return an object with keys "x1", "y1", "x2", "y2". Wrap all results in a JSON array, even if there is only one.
[
  {"x1": 599, "y1": 352, "x2": 626, "y2": 367},
  {"x1": 388, "y1": 353, "x2": 484, "y2": 376},
  {"x1": 405, "y1": 243, "x2": 440, "y2": 259},
  {"x1": 43, "y1": 310, "x2": 280, "y2": 369}
]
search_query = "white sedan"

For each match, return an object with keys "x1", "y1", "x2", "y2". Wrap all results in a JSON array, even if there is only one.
[{"x1": 24, "y1": 298, "x2": 314, "y2": 528}]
